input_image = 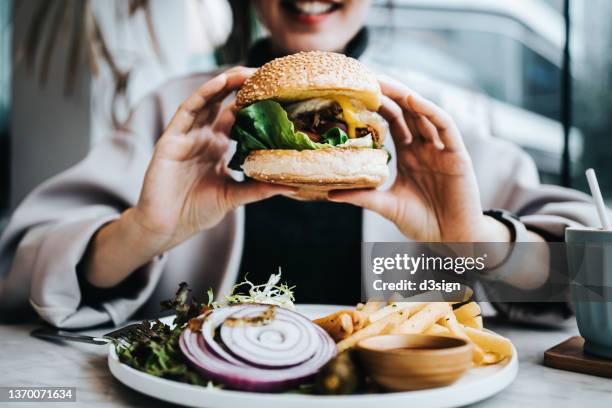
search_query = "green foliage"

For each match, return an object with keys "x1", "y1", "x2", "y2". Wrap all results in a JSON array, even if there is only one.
[
  {"x1": 229, "y1": 100, "x2": 347, "y2": 169},
  {"x1": 116, "y1": 283, "x2": 211, "y2": 386},
  {"x1": 114, "y1": 273, "x2": 295, "y2": 386}
]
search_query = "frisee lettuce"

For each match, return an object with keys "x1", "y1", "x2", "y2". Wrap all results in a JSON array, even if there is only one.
[{"x1": 214, "y1": 270, "x2": 296, "y2": 310}]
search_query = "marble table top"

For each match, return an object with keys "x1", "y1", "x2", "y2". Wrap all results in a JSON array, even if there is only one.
[{"x1": 1, "y1": 317, "x2": 611, "y2": 407}]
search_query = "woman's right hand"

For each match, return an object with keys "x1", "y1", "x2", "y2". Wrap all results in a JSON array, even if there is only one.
[
  {"x1": 84, "y1": 68, "x2": 293, "y2": 288},
  {"x1": 132, "y1": 67, "x2": 293, "y2": 252}
]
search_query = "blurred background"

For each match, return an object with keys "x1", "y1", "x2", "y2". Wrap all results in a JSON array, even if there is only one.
[{"x1": 1, "y1": 0, "x2": 612, "y2": 232}]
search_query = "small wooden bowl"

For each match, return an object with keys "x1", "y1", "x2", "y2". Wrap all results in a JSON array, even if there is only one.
[{"x1": 356, "y1": 334, "x2": 473, "y2": 391}]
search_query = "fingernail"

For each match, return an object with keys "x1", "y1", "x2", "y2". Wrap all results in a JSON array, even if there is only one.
[{"x1": 327, "y1": 192, "x2": 341, "y2": 201}]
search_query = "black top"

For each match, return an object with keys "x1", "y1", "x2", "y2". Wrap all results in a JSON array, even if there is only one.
[{"x1": 236, "y1": 29, "x2": 370, "y2": 305}]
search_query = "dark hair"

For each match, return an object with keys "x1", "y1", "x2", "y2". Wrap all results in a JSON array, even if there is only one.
[{"x1": 217, "y1": 0, "x2": 255, "y2": 65}]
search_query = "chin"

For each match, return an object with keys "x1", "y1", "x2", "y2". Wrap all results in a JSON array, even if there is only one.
[{"x1": 280, "y1": 34, "x2": 347, "y2": 53}]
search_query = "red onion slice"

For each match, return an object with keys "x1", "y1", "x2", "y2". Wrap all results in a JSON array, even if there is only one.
[
  {"x1": 219, "y1": 305, "x2": 319, "y2": 367},
  {"x1": 179, "y1": 304, "x2": 336, "y2": 392}
]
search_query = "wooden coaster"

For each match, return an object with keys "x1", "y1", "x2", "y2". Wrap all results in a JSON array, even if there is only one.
[{"x1": 544, "y1": 336, "x2": 612, "y2": 378}]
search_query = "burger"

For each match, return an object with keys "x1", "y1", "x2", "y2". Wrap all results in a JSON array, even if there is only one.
[{"x1": 229, "y1": 51, "x2": 389, "y2": 200}]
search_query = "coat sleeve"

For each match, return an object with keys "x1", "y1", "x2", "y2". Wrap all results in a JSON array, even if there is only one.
[
  {"x1": 0, "y1": 94, "x2": 169, "y2": 328},
  {"x1": 473, "y1": 138, "x2": 605, "y2": 325},
  {"x1": 374, "y1": 66, "x2": 602, "y2": 325}
]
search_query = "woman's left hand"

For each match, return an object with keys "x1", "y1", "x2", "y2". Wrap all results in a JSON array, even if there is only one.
[{"x1": 329, "y1": 75, "x2": 510, "y2": 243}]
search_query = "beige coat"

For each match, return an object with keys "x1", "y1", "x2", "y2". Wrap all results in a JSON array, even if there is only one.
[{"x1": 0, "y1": 60, "x2": 600, "y2": 328}]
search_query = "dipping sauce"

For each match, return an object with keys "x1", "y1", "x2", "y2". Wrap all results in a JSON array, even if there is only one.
[{"x1": 356, "y1": 334, "x2": 473, "y2": 391}]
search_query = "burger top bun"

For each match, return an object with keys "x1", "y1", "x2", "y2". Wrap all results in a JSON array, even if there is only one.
[{"x1": 236, "y1": 51, "x2": 381, "y2": 110}]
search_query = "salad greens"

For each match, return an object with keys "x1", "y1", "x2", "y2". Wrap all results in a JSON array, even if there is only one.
[
  {"x1": 115, "y1": 272, "x2": 296, "y2": 385},
  {"x1": 320, "y1": 127, "x2": 349, "y2": 146},
  {"x1": 215, "y1": 271, "x2": 296, "y2": 310},
  {"x1": 229, "y1": 100, "x2": 350, "y2": 170},
  {"x1": 115, "y1": 283, "x2": 212, "y2": 386}
]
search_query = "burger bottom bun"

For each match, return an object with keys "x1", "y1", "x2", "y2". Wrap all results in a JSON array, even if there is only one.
[{"x1": 242, "y1": 148, "x2": 389, "y2": 201}]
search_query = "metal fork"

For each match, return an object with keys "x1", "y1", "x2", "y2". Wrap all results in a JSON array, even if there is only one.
[{"x1": 31, "y1": 322, "x2": 153, "y2": 346}]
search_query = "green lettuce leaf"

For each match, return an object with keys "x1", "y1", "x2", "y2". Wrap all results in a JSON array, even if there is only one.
[
  {"x1": 229, "y1": 100, "x2": 350, "y2": 170},
  {"x1": 321, "y1": 127, "x2": 349, "y2": 146}
]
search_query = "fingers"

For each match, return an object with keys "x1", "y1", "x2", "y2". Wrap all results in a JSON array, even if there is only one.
[
  {"x1": 380, "y1": 94, "x2": 442, "y2": 150},
  {"x1": 416, "y1": 116, "x2": 445, "y2": 150},
  {"x1": 212, "y1": 101, "x2": 238, "y2": 135},
  {"x1": 378, "y1": 74, "x2": 412, "y2": 107},
  {"x1": 225, "y1": 180, "x2": 296, "y2": 208},
  {"x1": 378, "y1": 75, "x2": 464, "y2": 151},
  {"x1": 379, "y1": 96, "x2": 413, "y2": 146},
  {"x1": 193, "y1": 97, "x2": 224, "y2": 130},
  {"x1": 195, "y1": 132, "x2": 230, "y2": 161},
  {"x1": 166, "y1": 67, "x2": 255, "y2": 135},
  {"x1": 328, "y1": 189, "x2": 396, "y2": 221},
  {"x1": 166, "y1": 74, "x2": 228, "y2": 135},
  {"x1": 407, "y1": 92, "x2": 454, "y2": 133}
]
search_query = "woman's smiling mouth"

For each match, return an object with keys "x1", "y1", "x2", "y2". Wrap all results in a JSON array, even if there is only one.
[{"x1": 281, "y1": 0, "x2": 343, "y2": 24}]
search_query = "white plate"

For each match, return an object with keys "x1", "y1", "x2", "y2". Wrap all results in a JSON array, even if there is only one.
[{"x1": 108, "y1": 304, "x2": 518, "y2": 408}]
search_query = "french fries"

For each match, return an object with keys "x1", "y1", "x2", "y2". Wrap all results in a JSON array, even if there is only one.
[
  {"x1": 313, "y1": 310, "x2": 366, "y2": 342},
  {"x1": 368, "y1": 302, "x2": 426, "y2": 324},
  {"x1": 315, "y1": 300, "x2": 513, "y2": 367},
  {"x1": 463, "y1": 326, "x2": 513, "y2": 360},
  {"x1": 453, "y1": 302, "x2": 481, "y2": 322},
  {"x1": 390, "y1": 302, "x2": 452, "y2": 335},
  {"x1": 336, "y1": 308, "x2": 409, "y2": 352},
  {"x1": 462, "y1": 315, "x2": 484, "y2": 330},
  {"x1": 357, "y1": 301, "x2": 384, "y2": 314},
  {"x1": 441, "y1": 311, "x2": 485, "y2": 364},
  {"x1": 482, "y1": 352, "x2": 502, "y2": 365},
  {"x1": 424, "y1": 323, "x2": 450, "y2": 335},
  {"x1": 452, "y1": 302, "x2": 483, "y2": 329}
]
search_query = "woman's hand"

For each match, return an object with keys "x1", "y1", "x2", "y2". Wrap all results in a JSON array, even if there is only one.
[
  {"x1": 330, "y1": 75, "x2": 510, "y2": 243},
  {"x1": 84, "y1": 68, "x2": 293, "y2": 288},
  {"x1": 132, "y1": 67, "x2": 292, "y2": 251}
]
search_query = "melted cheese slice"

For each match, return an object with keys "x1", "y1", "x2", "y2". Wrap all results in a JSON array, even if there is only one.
[{"x1": 332, "y1": 96, "x2": 366, "y2": 138}]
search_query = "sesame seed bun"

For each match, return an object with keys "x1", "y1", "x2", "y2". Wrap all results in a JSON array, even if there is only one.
[
  {"x1": 236, "y1": 51, "x2": 381, "y2": 110},
  {"x1": 243, "y1": 148, "x2": 389, "y2": 201}
]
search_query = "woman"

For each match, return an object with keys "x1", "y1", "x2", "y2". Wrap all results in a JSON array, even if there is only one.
[{"x1": 0, "y1": 0, "x2": 599, "y2": 327}]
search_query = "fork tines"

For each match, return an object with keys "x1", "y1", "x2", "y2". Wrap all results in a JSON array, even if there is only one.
[{"x1": 104, "y1": 321, "x2": 153, "y2": 344}]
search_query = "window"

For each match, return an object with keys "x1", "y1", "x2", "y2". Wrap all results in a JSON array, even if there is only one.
[
  {"x1": 367, "y1": 1, "x2": 573, "y2": 183},
  {"x1": 368, "y1": 0, "x2": 612, "y2": 200},
  {"x1": 572, "y1": 0, "x2": 612, "y2": 200},
  {"x1": 0, "y1": 0, "x2": 11, "y2": 224},
  {"x1": 370, "y1": 26, "x2": 562, "y2": 120},
  {"x1": 522, "y1": 47, "x2": 561, "y2": 120}
]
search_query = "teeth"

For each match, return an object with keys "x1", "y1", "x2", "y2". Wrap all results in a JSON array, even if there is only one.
[{"x1": 294, "y1": 1, "x2": 334, "y2": 15}]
